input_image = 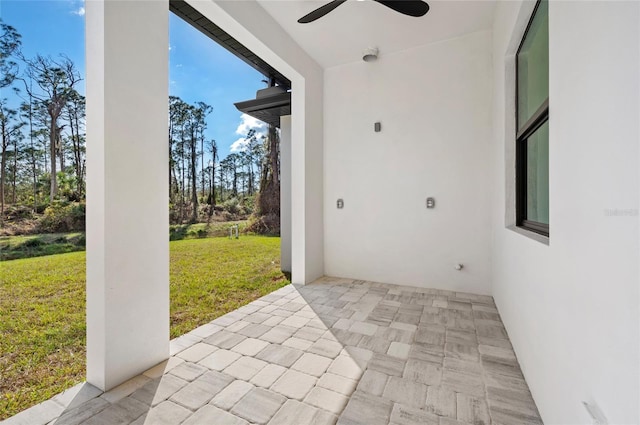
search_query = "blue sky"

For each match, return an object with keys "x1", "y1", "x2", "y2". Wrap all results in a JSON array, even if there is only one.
[{"x1": 0, "y1": 0, "x2": 267, "y2": 160}]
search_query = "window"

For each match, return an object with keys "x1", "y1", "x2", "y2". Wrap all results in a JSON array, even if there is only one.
[{"x1": 516, "y1": 0, "x2": 549, "y2": 236}]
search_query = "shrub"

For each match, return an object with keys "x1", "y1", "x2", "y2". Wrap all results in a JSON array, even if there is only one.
[
  {"x1": 222, "y1": 198, "x2": 240, "y2": 215},
  {"x1": 169, "y1": 226, "x2": 188, "y2": 241},
  {"x1": 22, "y1": 238, "x2": 44, "y2": 248},
  {"x1": 73, "y1": 235, "x2": 86, "y2": 247},
  {"x1": 38, "y1": 202, "x2": 86, "y2": 233},
  {"x1": 3, "y1": 205, "x2": 33, "y2": 221},
  {"x1": 245, "y1": 212, "x2": 280, "y2": 236}
]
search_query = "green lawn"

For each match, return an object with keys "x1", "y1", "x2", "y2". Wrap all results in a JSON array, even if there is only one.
[
  {"x1": 0, "y1": 221, "x2": 248, "y2": 261},
  {"x1": 0, "y1": 235, "x2": 287, "y2": 420},
  {"x1": 0, "y1": 232, "x2": 85, "y2": 261}
]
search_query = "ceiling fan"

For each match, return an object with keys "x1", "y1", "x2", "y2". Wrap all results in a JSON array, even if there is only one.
[{"x1": 298, "y1": 0, "x2": 430, "y2": 24}]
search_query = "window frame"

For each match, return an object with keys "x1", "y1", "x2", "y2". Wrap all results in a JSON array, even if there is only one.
[{"x1": 515, "y1": 0, "x2": 549, "y2": 237}]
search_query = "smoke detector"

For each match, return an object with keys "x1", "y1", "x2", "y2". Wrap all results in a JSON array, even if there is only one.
[{"x1": 362, "y1": 47, "x2": 379, "y2": 62}]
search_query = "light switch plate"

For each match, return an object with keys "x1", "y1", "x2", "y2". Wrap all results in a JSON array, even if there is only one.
[{"x1": 426, "y1": 197, "x2": 435, "y2": 209}]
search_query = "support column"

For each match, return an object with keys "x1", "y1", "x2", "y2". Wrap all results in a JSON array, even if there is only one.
[
  {"x1": 85, "y1": 0, "x2": 169, "y2": 391},
  {"x1": 280, "y1": 116, "x2": 292, "y2": 274}
]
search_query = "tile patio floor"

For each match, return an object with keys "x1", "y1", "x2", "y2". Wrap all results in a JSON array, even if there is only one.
[{"x1": 5, "y1": 277, "x2": 543, "y2": 425}]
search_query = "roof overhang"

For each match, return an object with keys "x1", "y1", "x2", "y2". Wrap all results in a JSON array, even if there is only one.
[
  {"x1": 234, "y1": 89, "x2": 291, "y2": 128},
  {"x1": 169, "y1": 0, "x2": 291, "y2": 90}
]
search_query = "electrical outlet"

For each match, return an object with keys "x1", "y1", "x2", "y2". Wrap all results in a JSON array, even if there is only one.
[{"x1": 426, "y1": 197, "x2": 435, "y2": 209}]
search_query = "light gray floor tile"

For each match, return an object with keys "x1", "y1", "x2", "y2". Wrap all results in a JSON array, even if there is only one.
[
  {"x1": 210, "y1": 380, "x2": 255, "y2": 411},
  {"x1": 231, "y1": 338, "x2": 270, "y2": 356},
  {"x1": 382, "y1": 376, "x2": 427, "y2": 408},
  {"x1": 224, "y1": 356, "x2": 268, "y2": 381},
  {"x1": 338, "y1": 391, "x2": 393, "y2": 425},
  {"x1": 267, "y1": 399, "x2": 318, "y2": 425},
  {"x1": 135, "y1": 401, "x2": 190, "y2": 425},
  {"x1": 308, "y1": 338, "x2": 344, "y2": 358},
  {"x1": 183, "y1": 405, "x2": 249, "y2": 425},
  {"x1": 390, "y1": 403, "x2": 439, "y2": 425},
  {"x1": 305, "y1": 387, "x2": 349, "y2": 415},
  {"x1": 259, "y1": 326, "x2": 297, "y2": 344},
  {"x1": 169, "y1": 361, "x2": 208, "y2": 381},
  {"x1": 256, "y1": 344, "x2": 304, "y2": 367},
  {"x1": 205, "y1": 330, "x2": 247, "y2": 349},
  {"x1": 249, "y1": 363, "x2": 287, "y2": 388},
  {"x1": 456, "y1": 393, "x2": 490, "y2": 425},
  {"x1": 13, "y1": 281, "x2": 543, "y2": 425},
  {"x1": 176, "y1": 342, "x2": 217, "y2": 363},
  {"x1": 170, "y1": 371, "x2": 233, "y2": 410},
  {"x1": 317, "y1": 373, "x2": 358, "y2": 396},
  {"x1": 130, "y1": 375, "x2": 189, "y2": 407},
  {"x1": 230, "y1": 388, "x2": 286, "y2": 425},
  {"x1": 199, "y1": 349, "x2": 242, "y2": 371},
  {"x1": 368, "y1": 353, "x2": 405, "y2": 377},
  {"x1": 292, "y1": 352, "x2": 333, "y2": 377},
  {"x1": 426, "y1": 386, "x2": 456, "y2": 418},
  {"x1": 271, "y1": 369, "x2": 317, "y2": 400}
]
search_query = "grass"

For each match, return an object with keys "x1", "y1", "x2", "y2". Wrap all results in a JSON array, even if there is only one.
[
  {"x1": 0, "y1": 221, "x2": 248, "y2": 261},
  {"x1": 0, "y1": 235, "x2": 287, "y2": 420},
  {"x1": 0, "y1": 232, "x2": 85, "y2": 261},
  {"x1": 169, "y1": 220, "x2": 247, "y2": 241}
]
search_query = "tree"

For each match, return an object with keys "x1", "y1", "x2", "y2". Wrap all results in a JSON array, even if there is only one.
[
  {"x1": 248, "y1": 124, "x2": 281, "y2": 234},
  {"x1": 23, "y1": 55, "x2": 81, "y2": 200},
  {"x1": 0, "y1": 101, "x2": 24, "y2": 222},
  {"x1": 0, "y1": 19, "x2": 21, "y2": 88},
  {"x1": 187, "y1": 102, "x2": 211, "y2": 223},
  {"x1": 64, "y1": 89, "x2": 85, "y2": 198},
  {"x1": 208, "y1": 139, "x2": 217, "y2": 209}
]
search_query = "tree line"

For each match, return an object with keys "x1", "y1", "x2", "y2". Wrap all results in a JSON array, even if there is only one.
[
  {"x1": 168, "y1": 97, "x2": 269, "y2": 225},
  {"x1": 0, "y1": 19, "x2": 281, "y2": 232},
  {"x1": 1, "y1": 19, "x2": 84, "y2": 223}
]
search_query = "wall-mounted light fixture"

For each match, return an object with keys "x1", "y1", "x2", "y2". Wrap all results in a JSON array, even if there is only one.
[{"x1": 362, "y1": 47, "x2": 379, "y2": 62}]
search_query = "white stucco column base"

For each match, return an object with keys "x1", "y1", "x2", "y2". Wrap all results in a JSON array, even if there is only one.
[
  {"x1": 280, "y1": 115, "x2": 292, "y2": 274},
  {"x1": 85, "y1": 0, "x2": 170, "y2": 391}
]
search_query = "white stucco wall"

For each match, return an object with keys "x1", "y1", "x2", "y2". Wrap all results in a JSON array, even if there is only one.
[
  {"x1": 491, "y1": 1, "x2": 640, "y2": 423},
  {"x1": 324, "y1": 31, "x2": 494, "y2": 294},
  {"x1": 280, "y1": 115, "x2": 292, "y2": 273},
  {"x1": 86, "y1": 0, "x2": 170, "y2": 390}
]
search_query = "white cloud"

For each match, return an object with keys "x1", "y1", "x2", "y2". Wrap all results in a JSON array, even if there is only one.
[
  {"x1": 71, "y1": 6, "x2": 85, "y2": 16},
  {"x1": 236, "y1": 113, "x2": 266, "y2": 136},
  {"x1": 230, "y1": 137, "x2": 249, "y2": 153},
  {"x1": 231, "y1": 114, "x2": 266, "y2": 153}
]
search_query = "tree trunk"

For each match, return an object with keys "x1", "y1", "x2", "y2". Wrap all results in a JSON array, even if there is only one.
[
  {"x1": 0, "y1": 121, "x2": 6, "y2": 224},
  {"x1": 248, "y1": 125, "x2": 280, "y2": 235},
  {"x1": 200, "y1": 136, "x2": 205, "y2": 204},
  {"x1": 49, "y1": 116, "x2": 57, "y2": 200},
  {"x1": 11, "y1": 135, "x2": 17, "y2": 203},
  {"x1": 190, "y1": 132, "x2": 198, "y2": 223},
  {"x1": 218, "y1": 166, "x2": 224, "y2": 202},
  {"x1": 29, "y1": 101, "x2": 37, "y2": 212}
]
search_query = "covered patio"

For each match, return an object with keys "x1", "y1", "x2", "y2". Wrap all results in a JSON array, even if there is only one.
[
  {"x1": 6, "y1": 278, "x2": 541, "y2": 425},
  {"x1": 3, "y1": 0, "x2": 638, "y2": 423}
]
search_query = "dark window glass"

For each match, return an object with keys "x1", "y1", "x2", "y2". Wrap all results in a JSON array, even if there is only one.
[
  {"x1": 516, "y1": 0, "x2": 549, "y2": 236},
  {"x1": 517, "y1": 0, "x2": 549, "y2": 128},
  {"x1": 525, "y1": 121, "x2": 549, "y2": 225}
]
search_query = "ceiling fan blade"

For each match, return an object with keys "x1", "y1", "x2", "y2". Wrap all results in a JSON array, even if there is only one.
[
  {"x1": 298, "y1": 0, "x2": 347, "y2": 23},
  {"x1": 374, "y1": 0, "x2": 429, "y2": 17}
]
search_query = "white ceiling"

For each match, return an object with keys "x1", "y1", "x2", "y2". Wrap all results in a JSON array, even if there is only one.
[{"x1": 257, "y1": 0, "x2": 497, "y2": 69}]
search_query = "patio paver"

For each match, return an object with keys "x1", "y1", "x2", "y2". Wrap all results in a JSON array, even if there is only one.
[{"x1": 5, "y1": 278, "x2": 543, "y2": 425}]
